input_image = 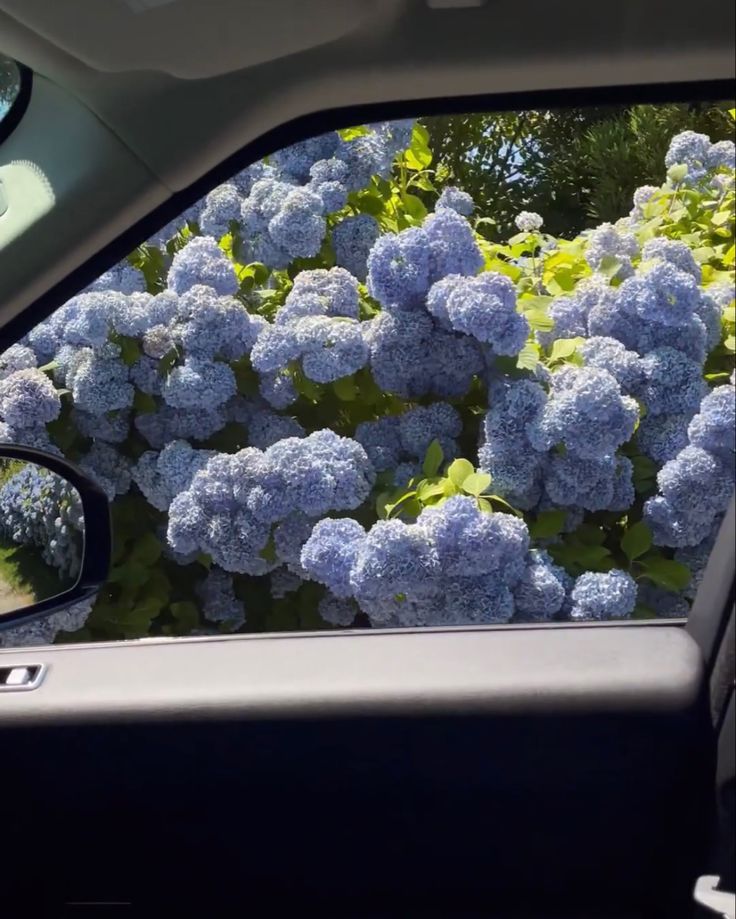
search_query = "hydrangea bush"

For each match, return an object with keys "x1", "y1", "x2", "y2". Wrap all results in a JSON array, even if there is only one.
[{"x1": 1, "y1": 117, "x2": 734, "y2": 646}]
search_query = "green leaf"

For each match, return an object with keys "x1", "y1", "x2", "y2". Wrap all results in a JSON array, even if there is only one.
[
  {"x1": 621, "y1": 521, "x2": 652, "y2": 562},
  {"x1": 598, "y1": 255, "x2": 623, "y2": 279},
  {"x1": 158, "y1": 348, "x2": 180, "y2": 378},
  {"x1": 667, "y1": 164, "x2": 688, "y2": 184},
  {"x1": 332, "y1": 375, "x2": 358, "y2": 401},
  {"x1": 461, "y1": 472, "x2": 492, "y2": 497},
  {"x1": 487, "y1": 495, "x2": 522, "y2": 516},
  {"x1": 548, "y1": 337, "x2": 585, "y2": 364},
  {"x1": 129, "y1": 532, "x2": 163, "y2": 567},
  {"x1": 529, "y1": 509, "x2": 567, "y2": 539},
  {"x1": 632, "y1": 603, "x2": 656, "y2": 620},
  {"x1": 447, "y1": 458, "x2": 475, "y2": 487},
  {"x1": 385, "y1": 489, "x2": 418, "y2": 518},
  {"x1": 259, "y1": 536, "x2": 278, "y2": 564},
  {"x1": 401, "y1": 193, "x2": 427, "y2": 221},
  {"x1": 116, "y1": 336, "x2": 141, "y2": 367},
  {"x1": 523, "y1": 310, "x2": 555, "y2": 333},
  {"x1": 170, "y1": 601, "x2": 200, "y2": 631},
  {"x1": 337, "y1": 125, "x2": 370, "y2": 141},
  {"x1": 133, "y1": 390, "x2": 157, "y2": 415},
  {"x1": 516, "y1": 341, "x2": 541, "y2": 370},
  {"x1": 422, "y1": 439, "x2": 444, "y2": 477},
  {"x1": 417, "y1": 481, "x2": 448, "y2": 503},
  {"x1": 476, "y1": 497, "x2": 493, "y2": 513},
  {"x1": 638, "y1": 557, "x2": 691, "y2": 592}
]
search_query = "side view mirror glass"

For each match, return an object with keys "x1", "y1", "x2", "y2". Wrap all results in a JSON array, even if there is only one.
[{"x1": 0, "y1": 446, "x2": 110, "y2": 629}]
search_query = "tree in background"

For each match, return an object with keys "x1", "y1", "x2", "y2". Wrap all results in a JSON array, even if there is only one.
[{"x1": 424, "y1": 103, "x2": 735, "y2": 239}]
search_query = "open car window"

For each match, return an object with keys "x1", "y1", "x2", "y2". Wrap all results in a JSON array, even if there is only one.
[{"x1": 1, "y1": 101, "x2": 734, "y2": 648}]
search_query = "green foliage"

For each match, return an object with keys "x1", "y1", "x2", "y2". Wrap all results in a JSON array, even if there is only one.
[{"x1": 424, "y1": 102, "x2": 734, "y2": 239}]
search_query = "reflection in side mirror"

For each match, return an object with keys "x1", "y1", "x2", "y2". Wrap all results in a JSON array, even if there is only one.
[
  {"x1": 0, "y1": 459, "x2": 84, "y2": 614},
  {"x1": 0, "y1": 446, "x2": 110, "y2": 628}
]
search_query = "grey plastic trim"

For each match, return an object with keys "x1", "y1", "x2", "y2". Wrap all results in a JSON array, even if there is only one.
[
  {"x1": 687, "y1": 496, "x2": 736, "y2": 672},
  {"x1": 0, "y1": 624, "x2": 703, "y2": 725}
]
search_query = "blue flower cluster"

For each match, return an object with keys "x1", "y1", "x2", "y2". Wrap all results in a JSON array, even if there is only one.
[
  {"x1": 644, "y1": 382, "x2": 735, "y2": 547},
  {"x1": 301, "y1": 497, "x2": 532, "y2": 626},
  {"x1": 196, "y1": 566, "x2": 246, "y2": 627},
  {"x1": 0, "y1": 464, "x2": 84, "y2": 580},
  {"x1": 251, "y1": 268, "x2": 369, "y2": 386},
  {"x1": 355, "y1": 402, "x2": 461, "y2": 479},
  {"x1": 2, "y1": 117, "x2": 732, "y2": 643},
  {"x1": 167, "y1": 430, "x2": 375, "y2": 575}
]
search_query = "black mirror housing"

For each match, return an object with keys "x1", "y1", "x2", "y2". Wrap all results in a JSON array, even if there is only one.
[{"x1": 0, "y1": 445, "x2": 110, "y2": 630}]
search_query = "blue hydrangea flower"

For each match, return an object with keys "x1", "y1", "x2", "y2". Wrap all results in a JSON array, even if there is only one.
[
  {"x1": 629, "y1": 185, "x2": 659, "y2": 220},
  {"x1": 72, "y1": 408, "x2": 130, "y2": 444},
  {"x1": 354, "y1": 415, "x2": 402, "y2": 472},
  {"x1": 278, "y1": 267, "x2": 360, "y2": 325},
  {"x1": 437, "y1": 187, "x2": 474, "y2": 217},
  {"x1": 162, "y1": 357, "x2": 236, "y2": 409},
  {"x1": 251, "y1": 323, "x2": 304, "y2": 373},
  {"x1": 441, "y1": 576, "x2": 515, "y2": 625},
  {"x1": 568, "y1": 569, "x2": 637, "y2": 620},
  {"x1": 64, "y1": 345, "x2": 134, "y2": 415},
  {"x1": 248, "y1": 409, "x2": 305, "y2": 450},
  {"x1": 641, "y1": 238, "x2": 701, "y2": 282},
  {"x1": 167, "y1": 237, "x2": 239, "y2": 296},
  {"x1": 0, "y1": 368, "x2": 60, "y2": 429},
  {"x1": 637, "y1": 582, "x2": 690, "y2": 618},
  {"x1": 259, "y1": 369, "x2": 297, "y2": 409},
  {"x1": 665, "y1": 130, "x2": 711, "y2": 180},
  {"x1": 296, "y1": 316, "x2": 369, "y2": 383},
  {"x1": 367, "y1": 227, "x2": 431, "y2": 310},
  {"x1": 131, "y1": 442, "x2": 209, "y2": 512},
  {"x1": 538, "y1": 277, "x2": 614, "y2": 348},
  {"x1": 332, "y1": 215, "x2": 380, "y2": 281},
  {"x1": 579, "y1": 336, "x2": 643, "y2": 394},
  {"x1": 398, "y1": 402, "x2": 462, "y2": 459},
  {"x1": 336, "y1": 129, "x2": 394, "y2": 190},
  {"x1": 199, "y1": 183, "x2": 243, "y2": 239},
  {"x1": 644, "y1": 446, "x2": 733, "y2": 547},
  {"x1": 706, "y1": 139, "x2": 736, "y2": 171},
  {"x1": 177, "y1": 285, "x2": 266, "y2": 360},
  {"x1": 639, "y1": 347, "x2": 707, "y2": 416},
  {"x1": 529, "y1": 366, "x2": 639, "y2": 460},
  {"x1": 349, "y1": 518, "x2": 442, "y2": 624},
  {"x1": 79, "y1": 442, "x2": 132, "y2": 501},
  {"x1": 86, "y1": 262, "x2": 146, "y2": 295},
  {"x1": 636, "y1": 412, "x2": 691, "y2": 464},
  {"x1": 272, "y1": 133, "x2": 339, "y2": 182},
  {"x1": 418, "y1": 496, "x2": 530, "y2": 582},
  {"x1": 368, "y1": 310, "x2": 482, "y2": 399},
  {"x1": 483, "y1": 377, "x2": 547, "y2": 447},
  {"x1": 513, "y1": 549, "x2": 568, "y2": 620},
  {"x1": 300, "y1": 517, "x2": 366, "y2": 597},
  {"x1": 687, "y1": 385, "x2": 736, "y2": 460},
  {"x1": 423, "y1": 208, "x2": 483, "y2": 281},
  {"x1": 428, "y1": 273, "x2": 529, "y2": 354},
  {"x1": 515, "y1": 211, "x2": 543, "y2": 233},
  {"x1": 135, "y1": 404, "x2": 226, "y2": 448},
  {"x1": 585, "y1": 223, "x2": 638, "y2": 277},
  {"x1": 196, "y1": 566, "x2": 246, "y2": 627},
  {"x1": 268, "y1": 187, "x2": 326, "y2": 259},
  {"x1": 318, "y1": 594, "x2": 358, "y2": 627},
  {"x1": 544, "y1": 452, "x2": 620, "y2": 512},
  {"x1": 477, "y1": 441, "x2": 544, "y2": 510},
  {"x1": 273, "y1": 513, "x2": 317, "y2": 575}
]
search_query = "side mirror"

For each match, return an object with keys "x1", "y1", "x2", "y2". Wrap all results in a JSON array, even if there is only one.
[{"x1": 0, "y1": 445, "x2": 110, "y2": 630}]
